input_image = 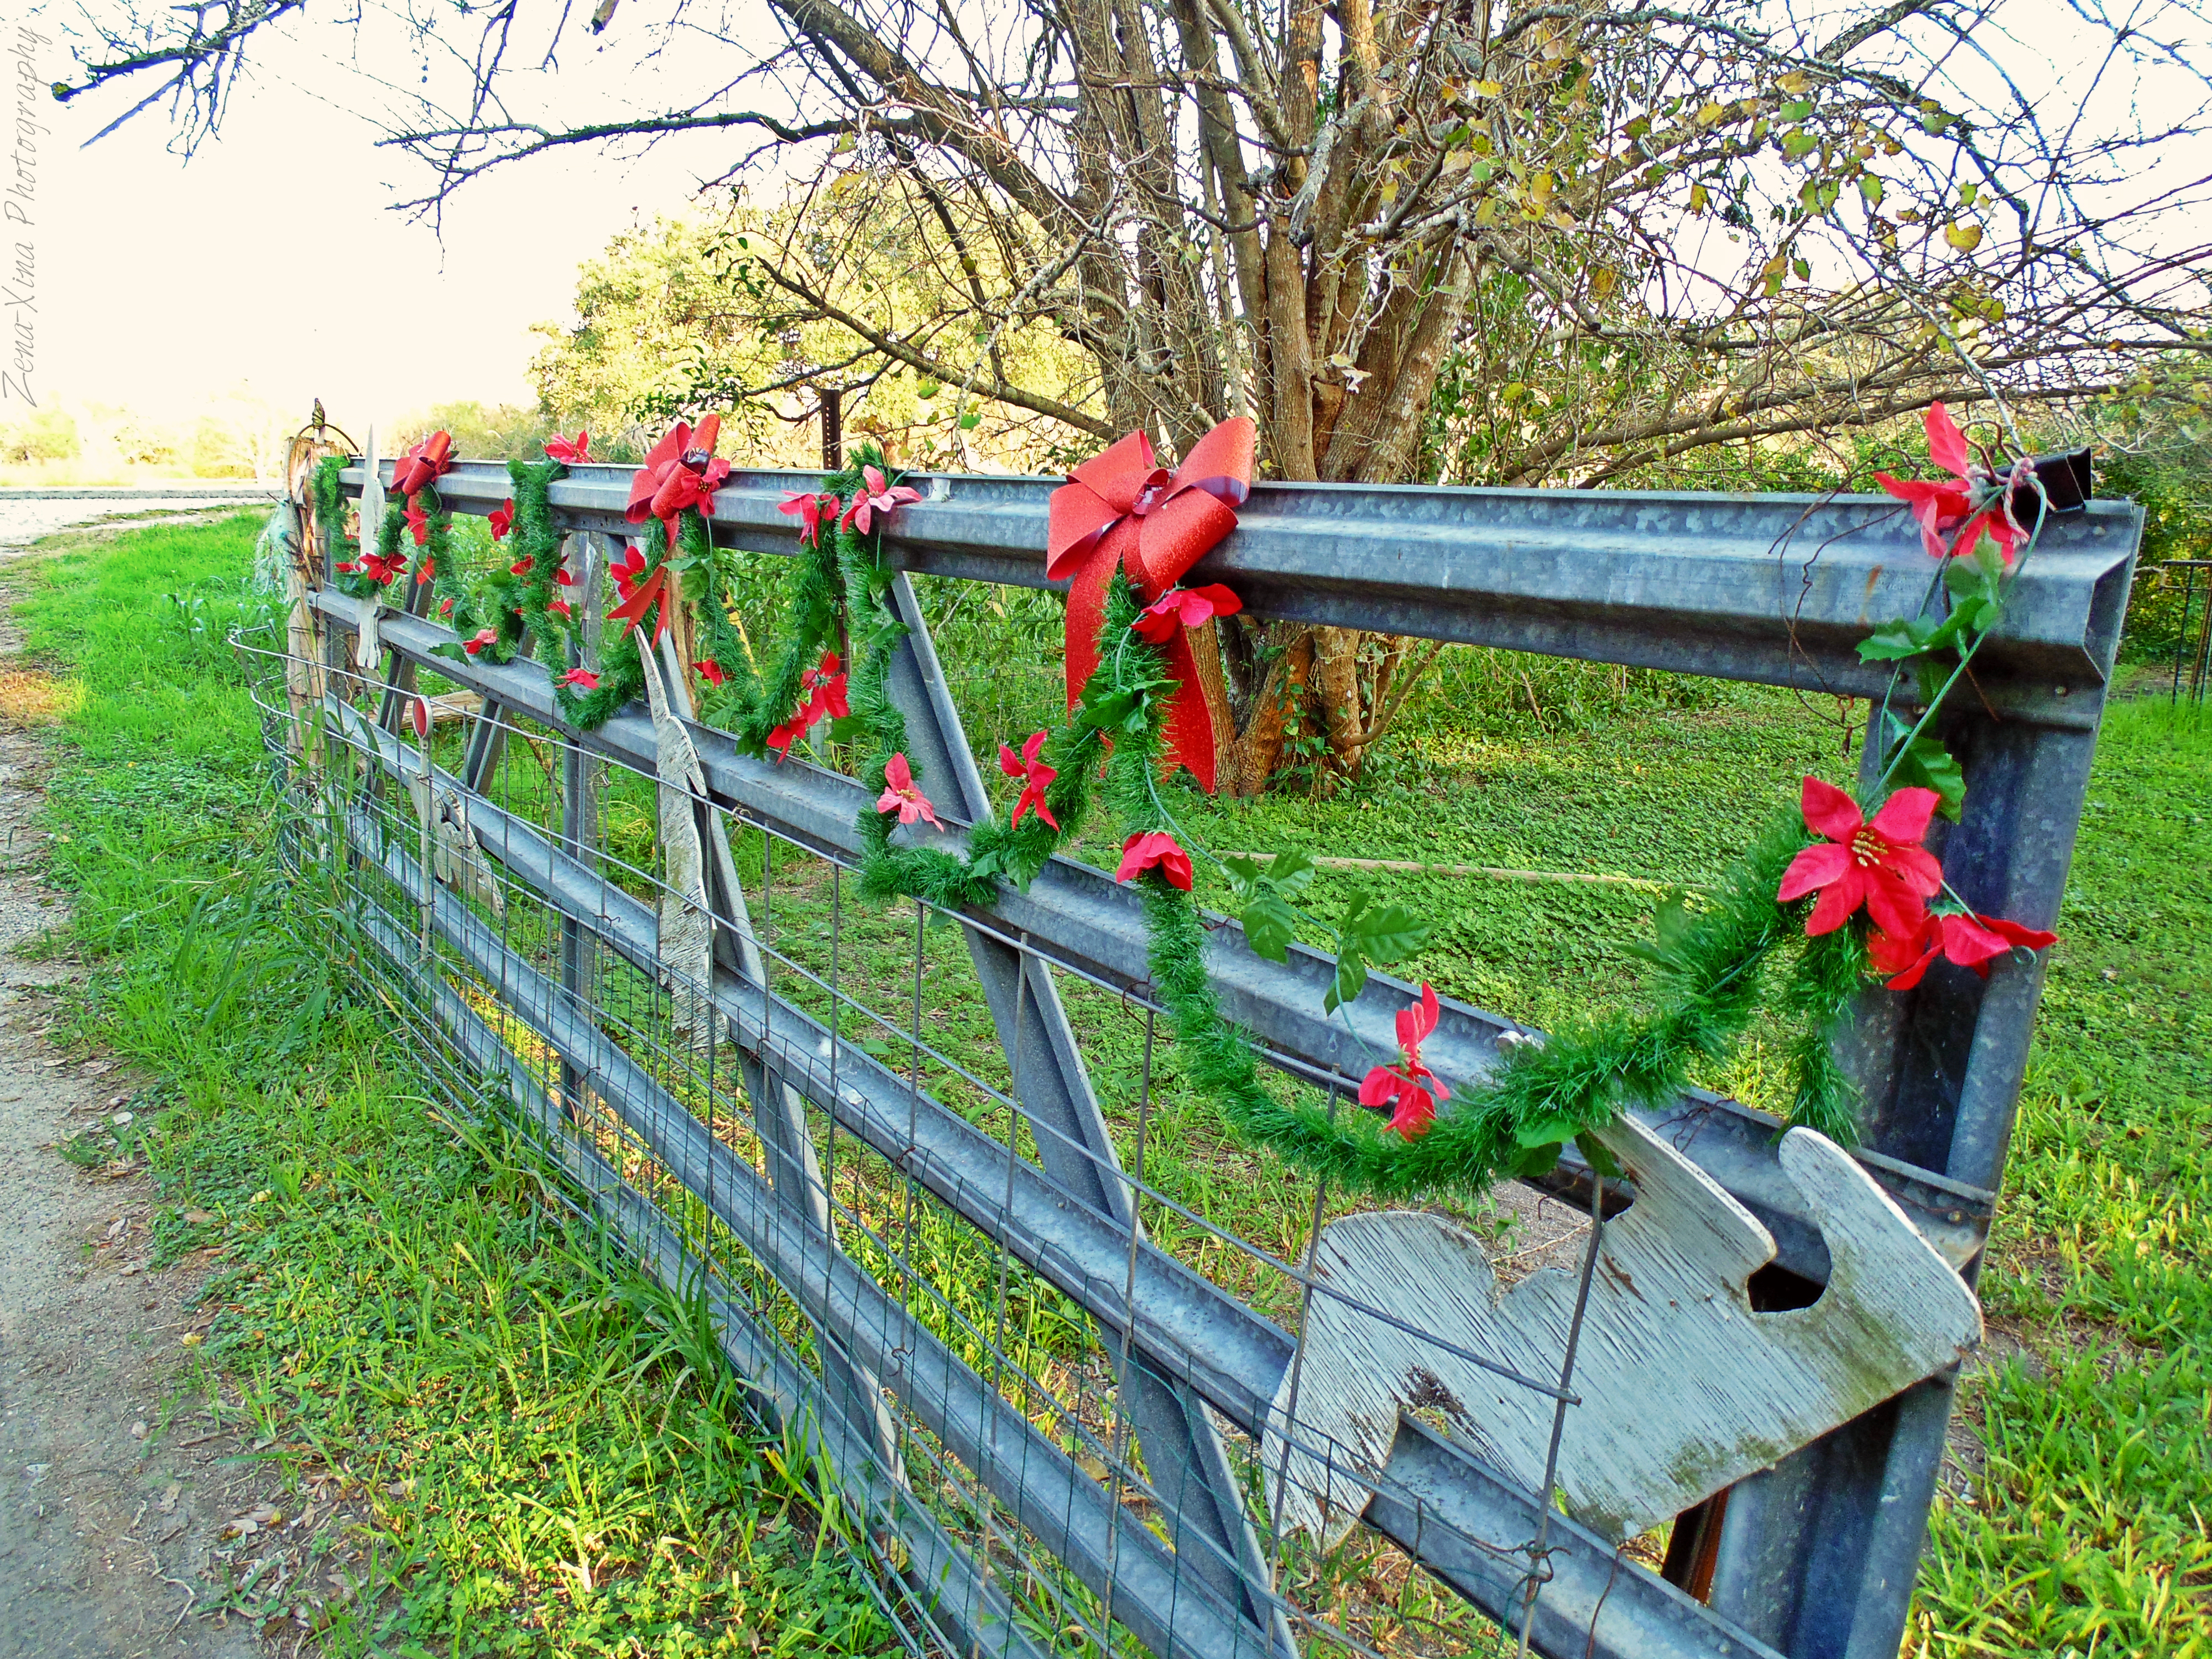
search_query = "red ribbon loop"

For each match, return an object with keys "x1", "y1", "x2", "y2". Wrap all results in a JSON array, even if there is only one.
[{"x1": 1046, "y1": 417, "x2": 1254, "y2": 792}]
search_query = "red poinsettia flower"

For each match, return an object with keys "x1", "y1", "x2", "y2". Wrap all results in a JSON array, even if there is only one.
[
  {"x1": 625, "y1": 416, "x2": 731, "y2": 550},
  {"x1": 780, "y1": 491, "x2": 841, "y2": 547},
  {"x1": 1867, "y1": 909, "x2": 2058, "y2": 991},
  {"x1": 439, "y1": 597, "x2": 455, "y2": 616},
  {"x1": 390, "y1": 431, "x2": 455, "y2": 497},
  {"x1": 509, "y1": 555, "x2": 533, "y2": 577},
  {"x1": 697, "y1": 660, "x2": 727, "y2": 687},
  {"x1": 998, "y1": 729, "x2": 1059, "y2": 831},
  {"x1": 801, "y1": 651, "x2": 849, "y2": 721},
  {"x1": 1131, "y1": 583, "x2": 1243, "y2": 644},
  {"x1": 609, "y1": 544, "x2": 649, "y2": 601},
  {"x1": 1777, "y1": 776, "x2": 1944, "y2": 938},
  {"x1": 462, "y1": 627, "x2": 498, "y2": 656},
  {"x1": 840, "y1": 465, "x2": 922, "y2": 536},
  {"x1": 1874, "y1": 403, "x2": 2021, "y2": 564},
  {"x1": 545, "y1": 430, "x2": 591, "y2": 465},
  {"x1": 404, "y1": 495, "x2": 430, "y2": 548},
  {"x1": 415, "y1": 556, "x2": 436, "y2": 585},
  {"x1": 1359, "y1": 982, "x2": 1451, "y2": 1139},
  {"x1": 547, "y1": 597, "x2": 572, "y2": 618},
  {"x1": 489, "y1": 499, "x2": 514, "y2": 541},
  {"x1": 561, "y1": 667, "x2": 601, "y2": 690},
  {"x1": 765, "y1": 714, "x2": 809, "y2": 755},
  {"x1": 360, "y1": 548, "x2": 406, "y2": 584},
  {"x1": 1115, "y1": 830, "x2": 1193, "y2": 891},
  {"x1": 876, "y1": 753, "x2": 940, "y2": 827}
]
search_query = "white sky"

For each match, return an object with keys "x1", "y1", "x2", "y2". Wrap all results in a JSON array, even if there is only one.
[{"x1": 26, "y1": 21, "x2": 719, "y2": 432}]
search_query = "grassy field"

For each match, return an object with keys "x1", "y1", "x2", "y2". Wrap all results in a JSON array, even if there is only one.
[{"x1": 12, "y1": 511, "x2": 2209, "y2": 1656}]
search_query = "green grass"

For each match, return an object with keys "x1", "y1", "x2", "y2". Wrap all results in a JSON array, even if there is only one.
[
  {"x1": 15, "y1": 515, "x2": 895, "y2": 1657},
  {"x1": 12, "y1": 514, "x2": 2209, "y2": 1656}
]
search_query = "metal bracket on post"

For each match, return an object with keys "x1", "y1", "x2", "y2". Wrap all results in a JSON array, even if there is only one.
[{"x1": 878, "y1": 570, "x2": 1295, "y2": 1657}]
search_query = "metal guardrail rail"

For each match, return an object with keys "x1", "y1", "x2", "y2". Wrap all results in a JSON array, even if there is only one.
[{"x1": 269, "y1": 456, "x2": 2138, "y2": 1659}]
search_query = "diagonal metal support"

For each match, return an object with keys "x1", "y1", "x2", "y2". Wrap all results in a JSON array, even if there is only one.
[{"x1": 880, "y1": 572, "x2": 1296, "y2": 1656}]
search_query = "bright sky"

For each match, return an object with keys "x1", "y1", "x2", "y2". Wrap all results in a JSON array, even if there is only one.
[{"x1": 29, "y1": 24, "x2": 717, "y2": 433}]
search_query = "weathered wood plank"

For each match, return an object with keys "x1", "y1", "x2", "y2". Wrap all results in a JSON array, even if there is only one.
[{"x1": 1264, "y1": 1119, "x2": 1982, "y2": 1544}]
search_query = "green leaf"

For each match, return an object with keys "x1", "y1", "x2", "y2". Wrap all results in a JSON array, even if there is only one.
[
  {"x1": 1340, "y1": 893, "x2": 1431, "y2": 964},
  {"x1": 1779, "y1": 99, "x2": 1815, "y2": 122},
  {"x1": 1782, "y1": 129, "x2": 1818, "y2": 160},
  {"x1": 1859, "y1": 174, "x2": 1885, "y2": 208},
  {"x1": 1266, "y1": 849, "x2": 1317, "y2": 897},
  {"x1": 1856, "y1": 619, "x2": 1932, "y2": 662},
  {"x1": 1574, "y1": 1130, "x2": 1625, "y2": 1180},
  {"x1": 1222, "y1": 855, "x2": 1265, "y2": 903},
  {"x1": 1896, "y1": 735, "x2": 1967, "y2": 821},
  {"x1": 1323, "y1": 950, "x2": 1369, "y2": 1015},
  {"x1": 1240, "y1": 893, "x2": 1301, "y2": 963},
  {"x1": 958, "y1": 411, "x2": 982, "y2": 431},
  {"x1": 1516, "y1": 1113, "x2": 1580, "y2": 1147},
  {"x1": 1509, "y1": 1140, "x2": 1565, "y2": 1178}
]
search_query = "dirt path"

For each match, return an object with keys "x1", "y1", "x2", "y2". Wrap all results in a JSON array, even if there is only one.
[{"x1": 0, "y1": 510, "x2": 269, "y2": 1658}]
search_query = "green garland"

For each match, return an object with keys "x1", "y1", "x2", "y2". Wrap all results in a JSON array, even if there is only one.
[{"x1": 333, "y1": 435, "x2": 2037, "y2": 1200}]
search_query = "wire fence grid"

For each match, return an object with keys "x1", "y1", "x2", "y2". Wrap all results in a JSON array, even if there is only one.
[{"x1": 237, "y1": 618, "x2": 1621, "y2": 1659}]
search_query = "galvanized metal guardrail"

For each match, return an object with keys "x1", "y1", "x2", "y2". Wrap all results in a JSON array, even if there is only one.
[{"x1": 286, "y1": 455, "x2": 2138, "y2": 1659}]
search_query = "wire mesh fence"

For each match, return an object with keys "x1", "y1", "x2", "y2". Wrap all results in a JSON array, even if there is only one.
[
  {"x1": 238, "y1": 621, "x2": 1620, "y2": 1659},
  {"x1": 238, "y1": 458, "x2": 2137, "y2": 1659}
]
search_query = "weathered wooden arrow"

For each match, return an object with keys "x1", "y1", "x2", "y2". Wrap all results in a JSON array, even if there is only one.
[{"x1": 1262, "y1": 1116, "x2": 1982, "y2": 1545}]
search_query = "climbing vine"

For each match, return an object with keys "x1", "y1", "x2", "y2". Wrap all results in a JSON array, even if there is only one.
[{"x1": 327, "y1": 404, "x2": 2063, "y2": 1200}]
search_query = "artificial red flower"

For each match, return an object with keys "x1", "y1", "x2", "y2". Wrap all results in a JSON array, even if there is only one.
[
  {"x1": 415, "y1": 556, "x2": 435, "y2": 585},
  {"x1": 489, "y1": 499, "x2": 514, "y2": 541},
  {"x1": 697, "y1": 660, "x2": 727, "y2": 687},
  {"x1": 1115, "y1": 830, "x2": 1193, "y2": 891},
  {"x1": 359, "y1": 549, "x2": 406, "y2": 584},
  {"x1": 462, "y1": 627, "x2": 498, "y2": 656},
  {"x1": 1359, "y1": 982, "x2": 1451, "y2": 1139},
  {"x1": 998, "y1": 729, "x2": 1059, "y2": 830},
  {"x1": 1777, "y1": 776, "x2": 1944, "y2": 938},
  {"x1": 876, "y1": 753, "x2": 940, "y2": 827},
  {"x1": 546, "y1": 597, "x2": 572, "y2": 618},
  {"x1": 780, "y1": 491, "x2": 841, "y2": 547},
  {"x1": 390, "y1": 431, "x2": 455, "y2": 497},
  {"x1": 1868, "y1": 910, "x2": 2059, "y2": 991},
  {"x1": 545, "y1": 430, "x2": 591, "y2": 464},
  {"x1": 1131, "y1": 583, "x2": 1243, "y2": 643},
  {"x1": 840, "y1": 465, "x2": 921, "y2": 536},
  {"x1": 1874, "y1": 403, "x2": 2021, "y2": 564},
  {"x1": 555, "y1": 567, "x2": 575, "y2": 586},
  {"x1": 509, "y1": 556, "x2": 533, "y2": 577},
  {"x1": 561, "y1": 667, "x2": 601, "y2": 690},
  {"x1": 625, "y1": 416, "x2": 731, "y2": 551},
  {"x1": 404, "y1": 495, "x2": 430, "y2": 547},
  {"x1": 439, "y1": 598, "x2": 455, "y2": 616},
  {"x1": 801, "y1": 651, "x2": 849, "y2": 721},
  {"x1": 765, "y1": 714, "x2": 810, "y2": 755},
  {"x1": 609, "y1": 545, "x2": 648, "y2": 599}
]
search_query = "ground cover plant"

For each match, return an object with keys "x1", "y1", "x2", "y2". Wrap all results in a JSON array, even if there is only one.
[
  {"x1": 17, "y1": 513, "x2": 896, "y2": 1658},
  {"x1": 14, "y1": 512, "x2": 2209, "y2": 1655}
]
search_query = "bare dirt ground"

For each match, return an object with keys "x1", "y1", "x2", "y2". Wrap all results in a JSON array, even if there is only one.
[{"x1": 0, "y1": 506, "x2": 273, "y2": 1659}]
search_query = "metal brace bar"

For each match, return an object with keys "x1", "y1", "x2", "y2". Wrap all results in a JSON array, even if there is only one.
[
  {"x1": 342, "y1": 806, "x2": 1279, "y2": 1659},
  {"x1": 351, "y1": 901, "x2": 1055, "y2": 1659},
  {"x1": 314, "y1": 594, "x2": 1994, "y2": 1279},
  {"x1": 332, "y1": 703, "x2": 1784, "y2": 1659},
  {"x1": 879, "y1": 570, "x2": 1295, "y2": 1655}
]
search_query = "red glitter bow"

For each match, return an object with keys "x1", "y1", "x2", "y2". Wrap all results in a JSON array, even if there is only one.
[
  {"x1": 1046, "y1": 418, "x2": 1254, "y2": 792},
  {"x1": 390, "y1": 431, "x2": 454, "y2": 497},
  {"x1": 626, "y1": 416, "x2": 731, "y2": 552}
]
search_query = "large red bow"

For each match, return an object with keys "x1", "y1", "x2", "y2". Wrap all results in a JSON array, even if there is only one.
[
  {"x1": 390, "y1": 431, "x2": 454, "y2": 497},
  {"x1": 1047, "y1": 418, "x2": 1254, "y2": 792},
  {"x1": 627, "y1": 416, "x2": 732, "y2": 551}
]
